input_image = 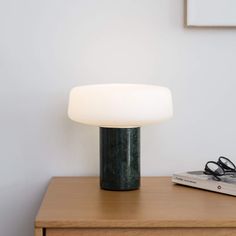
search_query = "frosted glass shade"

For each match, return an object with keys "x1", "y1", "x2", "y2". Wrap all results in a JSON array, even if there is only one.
[{"x1": 68, "y1": 84, "x2": 173, "y2": 128}]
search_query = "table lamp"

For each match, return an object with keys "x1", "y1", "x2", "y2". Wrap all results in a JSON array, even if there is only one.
[{"x1": 68, "y1": 84, "x2": 173, "y2": 191}]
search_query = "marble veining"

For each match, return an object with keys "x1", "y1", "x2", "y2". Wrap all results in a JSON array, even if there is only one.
[{"x1": 100, "y1": 127, "x2": 140, "y2": 190}]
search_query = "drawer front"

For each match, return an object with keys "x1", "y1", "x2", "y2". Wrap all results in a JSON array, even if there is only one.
[{"x1": 47, "y1": 228, "x2": 236, "y2": 236}]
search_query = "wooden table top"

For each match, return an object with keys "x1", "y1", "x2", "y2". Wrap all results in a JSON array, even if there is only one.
[{"x1": 35, "y1": 177, "x2": 236, "y2": 228}]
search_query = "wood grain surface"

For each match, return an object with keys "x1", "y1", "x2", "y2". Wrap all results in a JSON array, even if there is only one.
[
  {"x1": 47, "y1": 228, "x2": 236, "y2": 236},
  {"x1": 34, "y1": 228, "x2": 43, "y2": 236},
  {"x1": 35, "y1": 177, "x2": 236, "y2": 228}
]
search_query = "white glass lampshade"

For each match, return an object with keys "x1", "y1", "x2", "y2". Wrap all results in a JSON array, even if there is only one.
[{"x1": 68, "y1": 84, "x2": 173, "y2": 128}]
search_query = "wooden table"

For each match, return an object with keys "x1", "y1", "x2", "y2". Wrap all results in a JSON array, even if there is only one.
[{"x1": 35, "y1": 177, "x2": 236, "y2": 236}]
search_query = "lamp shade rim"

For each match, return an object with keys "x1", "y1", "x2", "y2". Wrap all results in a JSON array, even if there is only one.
[{"x1": 70, "y1": 83, "x2": 169, "y2": 90}]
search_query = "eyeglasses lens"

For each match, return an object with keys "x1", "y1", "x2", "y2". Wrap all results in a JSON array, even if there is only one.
[
  {"x1": 220, "y1": 157, "x2": 235, "y2": 170},
  {"x1": 207, "y1": 162, "x2": 224, "y2": 175}
]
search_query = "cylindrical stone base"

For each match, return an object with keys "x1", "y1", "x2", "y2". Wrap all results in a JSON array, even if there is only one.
[{"x1": 100, "y1": 127, "x2": 140, "y2": 191}]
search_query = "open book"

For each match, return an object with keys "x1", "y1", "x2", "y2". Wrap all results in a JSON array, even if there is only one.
[{"x1": 172, "y1": 171, "x2": 236, "y2": 196}]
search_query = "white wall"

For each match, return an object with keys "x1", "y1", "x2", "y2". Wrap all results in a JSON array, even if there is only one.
[{"x1": 1, "y1": 0, "x2": 236, "y2": 235}]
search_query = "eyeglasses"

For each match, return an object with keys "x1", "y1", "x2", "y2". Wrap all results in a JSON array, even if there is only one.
[{"x1": 204, "y1": 156, "x2": 236, "y2": 181}]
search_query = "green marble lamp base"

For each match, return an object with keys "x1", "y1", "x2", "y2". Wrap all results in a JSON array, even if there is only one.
[{"x1": 100, "y1": 127, "x2": 140, "y2": 191}]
